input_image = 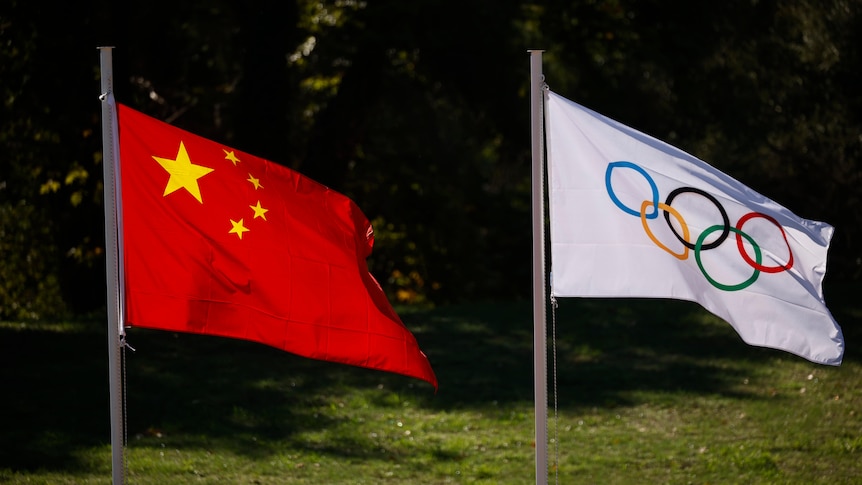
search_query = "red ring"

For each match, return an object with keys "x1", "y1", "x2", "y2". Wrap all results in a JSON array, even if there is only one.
[{"x1": 735, "y1": 212, "x2": 793, "y2": 273}]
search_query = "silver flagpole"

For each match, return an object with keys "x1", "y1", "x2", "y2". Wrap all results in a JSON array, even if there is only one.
[
  {"x1": 99, "y1": 46, "x2": 126, "y2": 485},
  {"x1": 528, "y1": 49, "x2": 548, "y2": 485}
]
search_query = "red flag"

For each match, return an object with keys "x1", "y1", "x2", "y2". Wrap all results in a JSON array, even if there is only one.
[{"x1": 117, "y1": 103, "x2": 437, "y2": 389}]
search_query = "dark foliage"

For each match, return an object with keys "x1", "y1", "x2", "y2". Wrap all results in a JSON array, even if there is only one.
[{"x1": 1, "y1": 0, "x2": 860, "y2": 319}]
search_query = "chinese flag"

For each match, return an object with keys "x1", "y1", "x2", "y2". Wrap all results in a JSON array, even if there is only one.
[{"x1": 117, "y1": 104, "x2": 437, "y2": 389}]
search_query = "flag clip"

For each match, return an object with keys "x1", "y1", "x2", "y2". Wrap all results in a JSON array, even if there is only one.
[{"x1": 120, "y1": 335, "x2": 136, "y2": 352}]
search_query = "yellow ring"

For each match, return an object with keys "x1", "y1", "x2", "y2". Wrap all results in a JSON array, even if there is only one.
[{"x1": 641, "y1": 200, "x2": 689, "y2": 260}]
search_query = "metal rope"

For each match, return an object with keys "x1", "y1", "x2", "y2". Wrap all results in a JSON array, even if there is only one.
[
  {"x1": 122, "y1": 343, "x2": 128, "y2": 480},
  {"x1": 551, "y1": 296, "x2": 559, "y2": 484}
]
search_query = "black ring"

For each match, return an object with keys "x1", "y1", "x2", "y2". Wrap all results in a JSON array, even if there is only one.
[{"x1": 663, "y1": 187, "x2": 730, "y2": 250}]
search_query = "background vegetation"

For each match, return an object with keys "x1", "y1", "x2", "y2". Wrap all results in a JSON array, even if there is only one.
[{"x1": 2, "y1": 0, "x2": 860, "y2": 318}]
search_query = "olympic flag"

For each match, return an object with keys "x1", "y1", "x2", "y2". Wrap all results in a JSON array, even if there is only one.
[{"x1": 546, "y1": 90, "x2": 844, "y2": 365}]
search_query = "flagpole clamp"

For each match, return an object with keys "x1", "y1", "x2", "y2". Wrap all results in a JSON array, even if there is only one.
[{"x1": 120, "y1": 335, "x2": 136, "y2": 352}]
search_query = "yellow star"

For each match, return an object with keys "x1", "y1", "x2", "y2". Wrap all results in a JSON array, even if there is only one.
[
  {"x1": 224, "y1": 149, "x2": 241, "y2": 166},
  {"x1": 229, "y1": 218, "x2": 250, "y2": 239},
  {"x1": 250, "y1": 201, "x2": 268, "y2": 220},
  {"x1": 152, "y1": 141, "x2": 214, "y2": 203},
  {"x1": 247, "y1": 173, "x2": 263, "y2": 190}
]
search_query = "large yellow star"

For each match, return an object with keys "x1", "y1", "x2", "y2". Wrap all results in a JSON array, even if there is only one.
[
  {"x1": 250, "y1": 200, "x2": 268, "y2": 220},
  {"x1": 229, "y1": 218, "x2": 250, "y2": 239},
  {"x1": 153, "y1": 142, "x2": 214, "y2": 203}
]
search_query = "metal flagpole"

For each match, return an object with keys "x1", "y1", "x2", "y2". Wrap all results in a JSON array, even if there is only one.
[
  {"x1": 99, "y1": 46, "x2": 126, "y2": 485},
  {"x1": 528, "y1": 49, "x2": 548, "y2": 485}
]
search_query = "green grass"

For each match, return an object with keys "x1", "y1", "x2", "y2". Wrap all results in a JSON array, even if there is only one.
[{"x1": 1, "y1": 283, "x2": 860, "y2": 484}]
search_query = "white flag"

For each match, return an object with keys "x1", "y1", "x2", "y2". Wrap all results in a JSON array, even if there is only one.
[{"x1": 546, "y1": 90, "x2": 843, "y2": 365}]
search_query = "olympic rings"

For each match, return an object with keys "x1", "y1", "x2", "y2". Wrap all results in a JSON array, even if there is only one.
[{"x1": 604, "y1": 161, "x2": 794, "y2": 291}]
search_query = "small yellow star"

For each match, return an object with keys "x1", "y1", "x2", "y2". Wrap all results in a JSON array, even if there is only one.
[
  {"x1": 250, "y1": 201, "x2": 268, "y2": 220},
  {"x1": 152, "y1": 141, "x2": 214, "y2": 203},
  {"x1": 229, "y1": 218, "x2": 250, "y2": 239},
  {"x1": 247, "y1": 173, "x2": 263, "y2": 190},
  {"x1": 224, "y1": 149, "x2": 241, "y2": 166}
]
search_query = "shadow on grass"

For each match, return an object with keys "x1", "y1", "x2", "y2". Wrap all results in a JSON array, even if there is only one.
[
  {"x1": 420, "y1": 281, "x2": 859, "y2": 411},
  {"x1": 0, "y1": 282, "x2": 858, "y2": 473},
  {"x1": 0, "y1": 321, "x2": 110, "y2": 472},
  {"x1": 413, "y1": 298, "x2": 769, "y2": 410}
]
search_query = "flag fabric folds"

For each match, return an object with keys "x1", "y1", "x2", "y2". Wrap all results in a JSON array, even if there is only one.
[
  {"x1": 545, "y1": 90, "x2": 844, "y2": 365},
  {"x1": 117, "y1": 103, "x2": 437, "y2": 388}
]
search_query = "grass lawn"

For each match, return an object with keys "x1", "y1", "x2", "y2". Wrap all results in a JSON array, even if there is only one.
[{"x1": 0, "y1": 283, "x2": 859, "y2": 484}]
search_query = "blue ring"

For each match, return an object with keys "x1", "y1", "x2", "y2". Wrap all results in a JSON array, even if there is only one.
[{"x1": 605, "y1": 161, "x2": 660, "y2": 219}]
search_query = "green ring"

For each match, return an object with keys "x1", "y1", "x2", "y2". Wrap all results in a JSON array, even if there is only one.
[{"x1": 695, "y1": 225, "x2": 761, "y2": 291}]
